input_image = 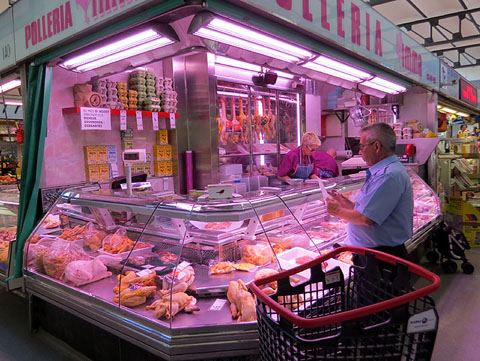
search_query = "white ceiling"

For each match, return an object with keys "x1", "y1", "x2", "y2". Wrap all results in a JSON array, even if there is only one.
[{"x1": 365, "y1": 0, "x2": 480, "y2": 81}]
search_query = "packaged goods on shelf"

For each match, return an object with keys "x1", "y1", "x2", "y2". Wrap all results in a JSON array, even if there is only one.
[
  {"x1": 153, "y1": 145, "x2": 172, "y2": 161},
  {"x1": 156, "y1": 129, "x2": 168, "y2": 144}
]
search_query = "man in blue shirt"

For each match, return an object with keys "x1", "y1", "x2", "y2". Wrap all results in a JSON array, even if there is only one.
[{"x1": 327, "y1": 123, "x2": 413, "y2": 259}]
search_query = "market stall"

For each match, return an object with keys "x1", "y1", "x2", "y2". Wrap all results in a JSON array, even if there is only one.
[
  {"x1": 0, "y1": 0, "x2": 462, "y2": 359},
  {"x1": 23, "y1": 169, "x2": 441, "y2": 360}
]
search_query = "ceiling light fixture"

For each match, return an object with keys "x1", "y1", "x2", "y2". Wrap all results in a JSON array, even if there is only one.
[
  {"x1": 0, "y1": 79, "x2": 21, "y2": 94},
  {"x1": 366, "y1": 76, "x2": 407, "y2": 93},
  {"x1": 60, "y1": 25, "x2": 177, "y2": 72},
  {"x1": 302, "y1": 62, "x2": 361, "y2": 82},
  {"x1": 440, "y1": 107, "x2": 457, "y2": 114},
  {"x1": 190, "y1": 14, "x2": 313, "y2": 63},
  {"x1": 215, "y1": 55, "x2": 295, "y2": 80},
  {"x1": 456, "y1": 112, "x2": 469, "y2": 117},
  {"x1": 312, "y1": 56, "x2": 371, "y2": 79},
  {"x1": 4, "y1": 100, "x2": 23, "y2": 106}
]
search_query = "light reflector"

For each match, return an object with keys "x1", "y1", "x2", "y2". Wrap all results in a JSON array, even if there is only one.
[
  {"x1": 313, "y1": 56, "x2": 371, "y2": 79},
  {"x1": 0, "y1": 79, "x2": 21, "y2": 94},
  {"x1": 366, "y1": 76, "x2": 407, "y2": 93},
  {"x1": 4, "y1": 100, "x2": 22, "y2": 106},
  {"x1": 302, "y1": 62, "x2": 361, "y2": 82}
]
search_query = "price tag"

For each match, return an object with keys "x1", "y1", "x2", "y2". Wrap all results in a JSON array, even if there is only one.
[
  {"x1": 141, "y1": 264, "x2": 155, "y2": 269},
  {"x1": 80, "y1": 107, "x2": 111, "y2": 130},
  {"x1": 152, "y1": 112, "x2": 159, "y2": 130},
  {"x1": 136, "y1": 111, "x2": 143, "y2": 130},
  {"x1": 120, "y1": 110, "x2": 127, "y2": 130},
  {"x1": 169, "y1": 113, "x2": 176, "y2": 129},
  {"x1": 136, "y1": 269, "x2": 154, "y2": 277},
  {"x1": 159, "y1": 117, "x2": 166, "y2": 129},
  {"x1": 209, "y1": 299, "x2": 227, "y2": 311},
  {"x1": 176, "y1": 261, "x2": 190, "y2": 270}
]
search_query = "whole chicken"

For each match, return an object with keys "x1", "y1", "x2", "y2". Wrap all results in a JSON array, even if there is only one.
[
  {"x1": 64, "y1": 255, "x2": 121, "y2": 286},
  {"x1": 113, "y1": 269, "x2": 157, "y2": 294},
  {"x1": 146, "y1": 292, "x2": 200, "y2": 319},
  {"x1": 113, "y1": 285, "x2": 157, "y2": 307},
  {"x1": 227, "y1": 280, "x2": 257, "y2": 322},
  {"x1": 159, "y1": 266, "x2": 195, "y2": 297}
]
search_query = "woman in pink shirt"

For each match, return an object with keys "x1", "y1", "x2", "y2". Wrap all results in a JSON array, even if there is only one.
[{"x1": 277, "y1": 132, "x2": 321, "y2": 182}]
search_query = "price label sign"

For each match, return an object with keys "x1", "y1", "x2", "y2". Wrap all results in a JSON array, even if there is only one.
[
  {"x1": 169, "y1": 113, "x2": 176, "y2": 129},
  {"x1": 80, "y1": 107, "x2": 111, "y2": 130},
  {"x1": 120, "y1": 110, "x2": 127, "y2": 130},
  {"x1": 136, "y1": 111, "x2": 143, "y2": 130},
  {"x1": 152, "y1": 112, "x2": 159, "y2": 130},
  {"x1": 209, "y1": 299, "x2": 227, "y2": 311},
  {"x1": 159, "y1": 117, "x2": 166, "y2": 129}
]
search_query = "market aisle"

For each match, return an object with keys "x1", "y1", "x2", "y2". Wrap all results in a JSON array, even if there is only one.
[
  {"x1": 0, "y1": 287, "x2": 91, "y2": 361},
  {"x1": 419, "y1": 248, "x2": 480, "y2": 361}
]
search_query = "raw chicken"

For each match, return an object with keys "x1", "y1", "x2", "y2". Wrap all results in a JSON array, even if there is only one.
[
  {"x1": 227, "y1": 280, "x2": 257, "y2": 322},
  {"x1": 146, "y1": 292, "x2": 199, "y2": 319},
  {"x1": 113, "y1": 285, "x2": 157, "y2": 307},
  {"x1": 159, "y1": 266, "x2": 195, "y2": 297},
  {"x1": 64, "y1": 255, "x2": 122, "y2": 286},
  {"x1": 113, "y1": 269, "x2": 157, "y2": 294}
]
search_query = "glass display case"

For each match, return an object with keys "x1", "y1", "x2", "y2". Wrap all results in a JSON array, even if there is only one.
[
  {"x1": 0, "y1": 185, "x2": 19, "y2": 280},
  {"x1": 22, "y1": 171, "x2": 440, "y2": 360}
]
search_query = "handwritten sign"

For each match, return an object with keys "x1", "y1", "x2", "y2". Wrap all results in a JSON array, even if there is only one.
[
  {"x1": 136, "y1": 111, "x2": 143, "y2": 130},
  {"x1": 152, "y1": 112, "x2": 159, "y2": 131},
  {"x1": 80, "y1": 107, "x2": 111, "y2": 130},
  {"x1": 169, "y1": 113, "x2": 176, "y2": 129},
  {"x1": 120, "y1": 110, "x2": 127, "y2": 130}
]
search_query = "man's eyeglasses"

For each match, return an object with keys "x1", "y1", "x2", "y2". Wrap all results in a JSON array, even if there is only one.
[{"x1": 359, "y1": 141, "x2": 376, "y2": 150}]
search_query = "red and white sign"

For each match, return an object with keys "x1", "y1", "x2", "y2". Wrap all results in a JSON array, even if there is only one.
[
  {"x1": 460, "y1": 79, "x2": 478, "y2": 107},
  {"x1": 13, "y1": 0, "x2": 151, "y2": 62},
  {"x1": 233, "y1": 0, "x2": 440, "y2": 88}
]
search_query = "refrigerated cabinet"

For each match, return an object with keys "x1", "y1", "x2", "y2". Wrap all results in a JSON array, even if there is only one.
[{"x1": 22, "y1": 170, "x2": 440, "y2": 360}]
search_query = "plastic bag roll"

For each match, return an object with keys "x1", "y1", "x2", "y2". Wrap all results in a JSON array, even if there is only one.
[{"x1": 186, "y1": 151, "x2": 193, "y2": 192}]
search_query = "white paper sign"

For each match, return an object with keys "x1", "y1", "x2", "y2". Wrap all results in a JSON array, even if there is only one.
[
  {"x1": 169, "y1": 113, "x2": 176, "y2": 129},
  {"x1": 136, "y1": 111, "x2": 143, "y2": 130},
  {"x1": 407, "y1": 309, "x2": 437, "y2": 334},
  {"x1": 120, "y1": 110, "x2": 127, "y2": 130},
  {"x1": 152, "y1": 112, "x2": 159, "y2": 131},
  {"x1": 80, "y1": 107, "x2": 111, "y2": 130},
  {"x1": 209, "y1": 299, "x2": 227, "y2": 311}
]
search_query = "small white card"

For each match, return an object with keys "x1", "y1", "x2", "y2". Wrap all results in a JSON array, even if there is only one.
[
  {"x1": 120, "y1": 110, "x2": 127, "y2": 130},
  {"x1": 136, "y1": 111, "x2": 143, "y2": 130},
  {"x1": 209, "y1": 299, "x2": 227, "y2": 311},
  {"x1": 152, "y1": 112, "x2": 159, "y2": 130},
  {"x1": 169, "y1": 113, "x2": 176, "y2": 129}
]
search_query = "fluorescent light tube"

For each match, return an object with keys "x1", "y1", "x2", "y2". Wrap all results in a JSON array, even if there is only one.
[
  {"x1": 206, "y1": 18, "x2": 313, "y2": 59},
  {"x1": 440, "y1": 107, "x2": 457, "y2": 114},
  {"x1": 368, "y1": 76, "x2": 407, "y2": 93},
  {"x1": 314, "y1": 56, "x2": 371, "y2": 79},
  {"x1": 302, "y1": 62, "x2": 361, "y2": 82},
  {"x1": 195, "y1": 28, "x2": 300, "y2": 62},
  {"x1": 215, "y1": 55, "x2": 294, "y2": 79},
  {"x1": 63, "y1": 29, "x2": 162, "y2": 69},
  {"x1": 457, "y1": 112, "x2": 469, "y2": 117},
  {"x1": 75, "y1": 37, "x2": 174, "y2": 72},
  {"x1": 0, "y1": 79, "x2": 21, "y2": 93},
  {"x1": 217, "y1": 91, "x2": 248, "y2": 98},
  {"x1": 4, "y1": 100, "x2": 22, "y2": 106},
  {"x1": 361, "y1": 80, "x2": 400, "y2": 94}
]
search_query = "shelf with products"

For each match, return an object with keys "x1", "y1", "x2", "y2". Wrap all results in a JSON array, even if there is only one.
[
  {"x1": 62, "y1": 107, "x2": 179, "y2": 119},
  {"x1": 21, "y1": 171, "x2": 441, "y2": 358}
]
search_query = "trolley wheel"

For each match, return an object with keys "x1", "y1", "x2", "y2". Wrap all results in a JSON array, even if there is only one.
[
  {"x1": 426, "y1": 250, "x2": 440, "y2": 263},
  {"x1": 461, "y1": 262, "x2": 475, "y2": 274},
  {"x1": 442, "y1": 260, "x2": 458, "y2": 274}
]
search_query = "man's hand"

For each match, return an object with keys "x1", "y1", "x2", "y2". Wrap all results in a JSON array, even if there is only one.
[
  {"x1": 310, "y1": 174, "x2": 319, "y2": 179},
  {"x1": 326, "y1": 198, "x2": 341, "y2": 216},
  {"x1": 328, "y1": 190, "x2": 354, "y2": 209}
]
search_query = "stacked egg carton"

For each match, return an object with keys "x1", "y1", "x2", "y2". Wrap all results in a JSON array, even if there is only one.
[
  {"x1": 91, "y1": 79, "x2": 107, "y2": 107},
  {"x1": 128, "y1": 90, "x2": 138, "y2": 110},
  {"x1": 117, "y1": 81, "x2": 128, "y2": 109},
  {"x1": 402, "y1": 126, "x2": 413, "y2": 139},
  {"x1": 143, "y1": 71, "x2": 161, "y2": 112},
  {"x1": 129, "y1": 70, "x2": 147, "y2": 110},
  {"x1": 160, "y1": 77, "x2": 178, "y2": 113},
  {"x1": 106, "y1": 80, "x2": 123, "y2": 109}
]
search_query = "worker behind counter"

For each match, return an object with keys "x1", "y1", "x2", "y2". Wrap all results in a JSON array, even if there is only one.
[
  {"x1": 326, "y1": 123, "x2": 413, "y2": 260},
  {"x1": 312, "y1": 148, "x2": 339, "y2": 178},
  {"x1": 277, "y1": 132, "x2": 322, "y2": 182}
]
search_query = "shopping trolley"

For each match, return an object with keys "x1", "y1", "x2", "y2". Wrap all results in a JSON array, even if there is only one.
[{"x1": 250, "y1": 246, "x2": 441, "y2": 361}]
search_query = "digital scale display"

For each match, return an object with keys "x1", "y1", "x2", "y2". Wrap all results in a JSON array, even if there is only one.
[{"x1": 124, "y1": 153, "x2": 140, "y2": 160}]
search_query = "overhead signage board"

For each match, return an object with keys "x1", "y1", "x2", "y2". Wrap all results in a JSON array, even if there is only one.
[
  {"x1": 0, "y1": 8, "x2": 16, "y2": 74},
  {"x1": 234, "y1": 0, "x2": 440, "y2": 90},
  {"x1": 459, "y1": 79, "x2": 478, "y2": 107},
  {"x1": 439, "y1": 62, "x2": 460, "y2": 99},
  {"x1": 13, "y1": 0, "x2": 152, "y2": 63}
]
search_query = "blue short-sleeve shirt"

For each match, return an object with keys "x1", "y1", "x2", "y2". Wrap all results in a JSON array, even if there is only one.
[{"x1": 346, "y1": 155, "x2": 413, "y2": 248}]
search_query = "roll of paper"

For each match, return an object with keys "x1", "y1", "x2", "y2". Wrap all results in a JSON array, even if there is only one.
[{"x1": 336, "y1": 150, "x2": 353, "y2": 159}]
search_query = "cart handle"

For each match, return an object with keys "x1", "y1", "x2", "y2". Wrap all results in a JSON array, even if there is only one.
[{"x1": 250, "y1": 246, "x2": 441, "y2": 329}]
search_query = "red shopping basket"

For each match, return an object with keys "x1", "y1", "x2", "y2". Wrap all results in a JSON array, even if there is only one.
[{"x1": 250, "y1": 246, "x2": 441, "y2": 361}]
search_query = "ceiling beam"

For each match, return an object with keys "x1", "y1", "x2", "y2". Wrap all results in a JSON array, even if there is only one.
[
  {"x1": 398, "y1": 7, "x2": 480, "y2": 28},
  {"x1": 452, "y1": 59, "x2": 480, "y2": 69},
  {"x1": 433, "y1": 43, "x2": 480, "y2": 55},
  {"x1": 367, "y1": 0, "x2": 398, "y2": 5},
  {"x1": 425, "y1": 34, "x2": 480, "y2": 47}
]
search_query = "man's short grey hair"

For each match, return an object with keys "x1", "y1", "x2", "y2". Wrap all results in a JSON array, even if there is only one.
[{"x1": 362, "y1": 123, "x2": 396, "y2": 152}]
